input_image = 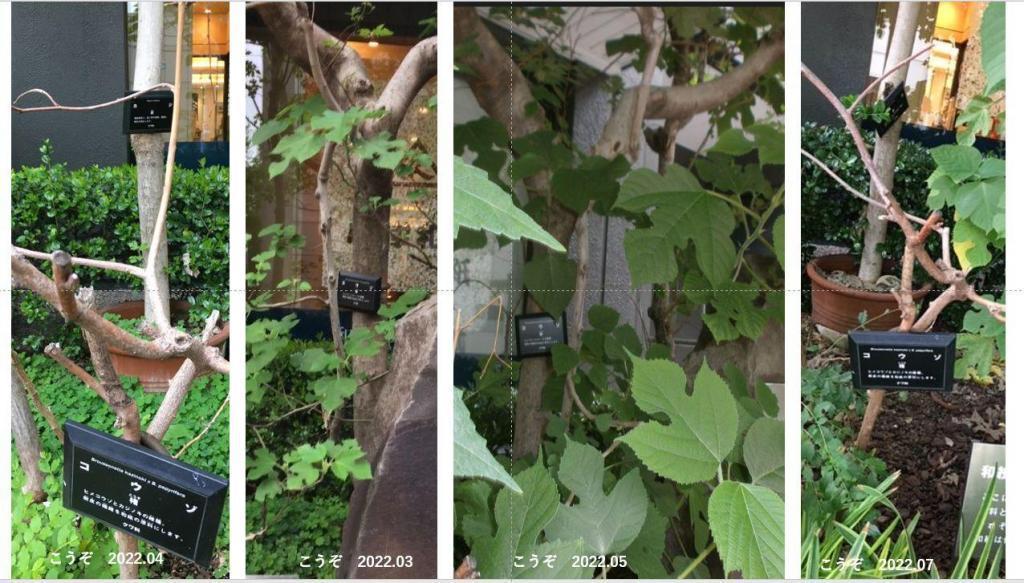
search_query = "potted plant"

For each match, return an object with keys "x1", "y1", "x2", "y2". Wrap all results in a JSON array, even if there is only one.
[{"x1": 100, "y1": 300, "x2": 229, "y2": 391}]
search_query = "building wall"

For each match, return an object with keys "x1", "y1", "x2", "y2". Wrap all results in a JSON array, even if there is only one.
[
  {"x1": 13, "y1": 3, "x2": 128, "y2": 169},
  {"x1": 801, "y1": 2, "x2": 877, "y2": 125}
]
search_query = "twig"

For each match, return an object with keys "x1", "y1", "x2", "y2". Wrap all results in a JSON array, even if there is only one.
[
  {"x1": 13, "y1": 353, "x2": 63, "y2": 443},
  {"x1": 14, "y1": 246, "x2": 145, "y2": 277},
  {"x1": 849, "y1": 43, "x2": 933, "y2": 111},
  {"x1": 12, "y1": 84, "x2": 175, "y2": 113},
  {"x1": 175, "y1": 395, "x2": 229, "y2": 458}
]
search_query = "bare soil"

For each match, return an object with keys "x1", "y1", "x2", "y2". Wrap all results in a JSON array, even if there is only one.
[{"x1": 870, "y1": 380, "x2": 1005, "y2": 574}]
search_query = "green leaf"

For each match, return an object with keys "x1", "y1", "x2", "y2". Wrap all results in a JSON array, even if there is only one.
[
  {"x1": 550, "y1": 344, "x2": 579, "y2": 375},
  {"x1": 747, "y1": 123, "x2": 785, "y2": 166},
  {"x1": 743, "y1": 417, "x2": 784, "y2": 496},
  {"x1": 955, "y1": 178, "x2": 1004, "y2": 233},
  {"x1": 953, "y1": 218, "x2": 993, "y2": 273},
  {"x1": 707, "y1": 481, "x2": 784, "y2": 578},
  {"x1": 930, "y1": 145, "x2": 982, "y2": 183},
  {"x1": 327, "y1": 439, "x2": 371, "y2": 481},
  {"x1": 709, "y1": 128, "x2": 755, "y2": 156},
  {"x1": 981, "y1": 2, "x2": 1005, "y2": 94},
  {"x1": 453, "y1": 390, "x2": 521, "y2": 493},
  {"x1": 454, "y1": 157, "x2": 565, "y2": 252},
  {"x1": 283, "y1": 443, "x2": 326, "y2": 489},
  {"x1": 377, "y1": 288, "x2": 428, "y2": 319},
  {"x1": 310, "y1": 376, "x2": 357, "y2": 413},
  {"x1": 345, "y1": 327, "x2": 384, "y2": 358},
  {"x1": 523, "y1": 250, "x2": 576, "y2": 318},
  {"x1": 510, "y1": 153, "x2": 548, "y2": 181},
  {"x1": 250, "y1": 117, "x2": 291, "y2": 146},
  {"x1": 254, "y1": 477, "x2": 282, "y2": 502},
  {"x1": 927, "y1": 172, "x2": 957, "y2": 209},
  {"x1": 474, "y1": 463, "x2": 560, "y2": 578},
  {"x1": 353, "y1": 132, "x2": 407, "y2": 170},
  {"x1": 551, "y1": 155, "x2": 630, "y2": 214},
  {"x1": 619, "y1": 357, "x2": 738, "y2": 485},
  {"x1": 246, "y1": 448, "x2": 277, "y2": 480},
  {"x1": 649, "y1": 192, "x2": 736, "y2": 284},
  {"x1": 311, "y1": 107, "x2": 384, "y2": 143},
  {"x1": 956, "y1": 333, "x2": 996, "y2": 379},
  {"x1": 625, "y1": 503, "x2": 670, "y2": 578},
  {"x1": 582, "y1": 306, "x2": 617, "y2": 336},
  {"x1": 956, "y1": 96, "x2": 993, "y2": 146},
  {"x1": 615, "y1": 164, "x2": 702, "y2": 212},
  {"x1": 623, "y1": 182, "x2": 736, "y2": 286},
  {"x1": 624, "y1": 229, "x2": 678, "y2": 286},
  {"x1": 290, "y1": 347, "x2": 339, "y2": 373},
  {"x1": 556, "y1": 439, "x2": 606, "y2": 502},
  {"x1": 546, "y1": 440, "x2": 647, "y2": 555},
  {"x1": 268, "y1": 129, "x2": 325, "y2": 177}
]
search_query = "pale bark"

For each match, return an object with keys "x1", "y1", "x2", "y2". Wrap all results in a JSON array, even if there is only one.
[
  {"x1": 254, "y1": 2, "x2": 373, "y2": 107},
  {"x1": 13, "y1": 367, "x2": 46, "y2": 503},
  {"x1": 131, "y1": 1, "x2": 170, "y2": 323},
  {"x1": 858, "y1": 1, "x2": 920, "y2": 283}
]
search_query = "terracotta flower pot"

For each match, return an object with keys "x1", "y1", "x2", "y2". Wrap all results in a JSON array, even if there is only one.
[
  {"x1": 805, "y1": 254, "x2": 931, "y2": 332},
  {"x1": 99, "y1": 300, "x2": 229, "y2": 392}
]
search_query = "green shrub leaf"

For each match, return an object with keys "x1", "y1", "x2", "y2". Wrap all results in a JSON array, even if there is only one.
[
  {"x1": 453, "y1": 390, "x2": 520, "y2": 493},
  {"x1": 453, "y1": 157, "x2": 565, "y2": 251},
  {"x1": 620, "y1": 357, "x2": 738, "y2": 485},
  {"x1": 708, "y1": 481, "x2": 784, "y2": 578}
]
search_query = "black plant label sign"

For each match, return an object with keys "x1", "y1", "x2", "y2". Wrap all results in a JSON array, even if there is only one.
[
  {"x1": 848, "y1": 330, "x2": 955, "y2": 391},
  {"x1": 516, "y1": 313, "x2": 567, "y2": 358},
  {"x1": 63, "y1": 421, "x2": 227, "y2": 567},
  {"x1": 960, "y1": 442, "x2": 1005, "y2": 558},
  {"x1": 337, "y1": 271, "x2": 383, "y2": 314},
  {"x1": 861, "y1": 84, "x2": 909, "y2": 137},
  {"x1": 124, "y1": 91, "x2": 174, "y2": 134}
]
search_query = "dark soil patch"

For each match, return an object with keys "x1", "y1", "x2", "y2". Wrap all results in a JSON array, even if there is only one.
[{"x1": 870, "y1": 381, "x2": 1004, "y2": 575}]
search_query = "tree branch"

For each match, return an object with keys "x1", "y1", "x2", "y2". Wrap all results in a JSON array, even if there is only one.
[
  {"x1": 597, "y1": 33, "x2": 784, "y2": 158},
  {"x1": 368, "y1": 37, "x2": 438, "y2": 136},
  {"x1": 255, "y1": 2, "x2": 373, "y2": 107},
  {"x1": 13, "y1": 352, "x2": 63, "y2": 443}
]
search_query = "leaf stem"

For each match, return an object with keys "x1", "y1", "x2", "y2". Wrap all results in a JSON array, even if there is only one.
[{"x1": 677, "y1": 542, "x2": 716, "y2": 579}]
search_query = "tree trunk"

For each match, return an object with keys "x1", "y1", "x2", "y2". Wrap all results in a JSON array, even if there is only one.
[
  {"x1": 351, "y1": 161, "x2": 393, "y2": 452},
  {"x1": 131, "y1": 1, "x2": 170, "y2": 323},
  {"x1": 12, "y1": 368, "x2": 46, "y2": 503},
  {"x1": 857, "y1": 1, "x2": 920, "y2": 283}
]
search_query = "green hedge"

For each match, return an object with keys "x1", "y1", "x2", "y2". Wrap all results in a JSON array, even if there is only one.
[
  {"x1": 801, "y1": 122, "x2": 936, "y2": 259},
  {"x1": 13, "y1": 142, "x2": 229, "y2": 354}
]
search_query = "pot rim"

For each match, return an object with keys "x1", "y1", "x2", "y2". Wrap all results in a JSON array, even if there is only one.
[
  {"x1": 98, "y1": 299, "x2": 230, "y2": 355},
  {"x1": 806, "y1": 254, "x2": 932, "y2": 301}
]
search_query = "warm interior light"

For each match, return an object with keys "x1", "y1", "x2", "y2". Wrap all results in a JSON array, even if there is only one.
[{"x1": 368, "y1": 40, "x2": 380, "y2": 48}]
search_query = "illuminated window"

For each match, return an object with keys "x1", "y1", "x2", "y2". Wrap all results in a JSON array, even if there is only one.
[
  {"x1": 127, "y1": 2, "x2": 229, "y2": 143},
  {"x1": 869, "y1": 2, "x2": 995, "y2": 134}
]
